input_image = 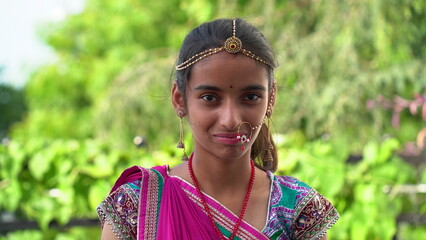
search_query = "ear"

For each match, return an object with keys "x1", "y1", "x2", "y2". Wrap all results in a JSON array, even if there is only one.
[{"x1": 172, "y1": 81, "x2": 186, "y2": 115}]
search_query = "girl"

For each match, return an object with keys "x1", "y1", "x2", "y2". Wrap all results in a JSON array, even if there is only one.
[{"x1": 98, "y1": 18, "x2": 339, "y2": 240}]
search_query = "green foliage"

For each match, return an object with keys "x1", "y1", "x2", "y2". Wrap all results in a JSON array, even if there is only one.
[
  {"x1": 397, "y1": 224, "x2": 426, "y2": 240},
  {"x1": 15, "y1": 0, "x2": 218, "y2": 146},
  {"x1": 0, "y1": 134, "x2": 419, "y2": 239},
  {"x1": 0, "y1": 227, "x2": 100, "y2": 240},
  {"x1": 13, "y1": 0, "x2": 426, "y2": 150},
  {"x1": 0, "y1": 230, "x2": 43, "y2": 240},
  {"x1": 0, "y1": 84, "x2": 26, "y2": 139},
  {"x1": 93, "y1": 54, "x2": 178, "y2": 148},
  {"x1": 0, "y1": 137, "x2": 181, "y2": 235},
  {"x1": 277, "y1": 135, "x2": 416, "y2": 240},
  {"x1": 267, "y1": 0, "x2": 426, "y2": 149}
]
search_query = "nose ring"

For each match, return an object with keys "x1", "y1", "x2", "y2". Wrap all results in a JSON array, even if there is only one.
[{"x1": 236, "y1": 122, "x2": 253, "y2": 151}]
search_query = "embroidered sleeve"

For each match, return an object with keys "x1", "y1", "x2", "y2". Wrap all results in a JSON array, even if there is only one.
[
  {"x1": 292, "y1": 191, "x2": 340, "y2": 239},
  {"x1": 97, "y1": 180, "x2": 141, "y2": 240}
]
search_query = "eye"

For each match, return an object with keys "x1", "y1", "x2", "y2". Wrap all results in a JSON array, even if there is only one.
[
  {"x1": 244, "y1": 94, "x2": 261, "y2": 101},
  {"x1": 201, "y1": 94, "x2": 217, "y2": 102}
]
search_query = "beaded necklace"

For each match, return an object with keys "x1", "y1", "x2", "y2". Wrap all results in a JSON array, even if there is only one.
[{"x1": 188, "y1": 155, "x2": 256, "y2": 240}]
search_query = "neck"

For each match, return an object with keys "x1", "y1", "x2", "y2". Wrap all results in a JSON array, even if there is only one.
[
  {"x1": 190, "y1": 151, "x2": 253, "y2": 195},
  {"x1": 188, "y1": 150, "x2": 256, "y2": 240}
]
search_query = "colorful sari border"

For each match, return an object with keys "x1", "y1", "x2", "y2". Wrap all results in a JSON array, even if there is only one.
[{"x1": 137, "y1": 166, "x2": 165, "y2": 240}]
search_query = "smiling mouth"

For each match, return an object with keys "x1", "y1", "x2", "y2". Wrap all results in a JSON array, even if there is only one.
[{"x1": 214, "y1": 133, "x2": 246, "y2": 145}]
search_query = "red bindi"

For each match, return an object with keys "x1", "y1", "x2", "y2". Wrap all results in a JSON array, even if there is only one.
[{"x1": 229, "y1": 85, "x2": 233, "y2": 88}]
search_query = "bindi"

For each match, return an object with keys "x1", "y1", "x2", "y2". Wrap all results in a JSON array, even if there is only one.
[{"x1": 229, "y1": 85, "x2": 233, "y2": 88}]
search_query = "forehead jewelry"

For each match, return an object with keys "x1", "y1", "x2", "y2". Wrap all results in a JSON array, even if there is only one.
[{"x1": 176, "y1": 19, "x2": 271, "y2": 70}]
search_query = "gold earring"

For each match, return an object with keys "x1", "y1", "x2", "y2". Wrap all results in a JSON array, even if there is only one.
[
  {"x1": 265, "y1": 85, "x2": 275, "y2": 162},
  {"x1": 177, "y1": 111, "x2": 189, "y2": 161}
]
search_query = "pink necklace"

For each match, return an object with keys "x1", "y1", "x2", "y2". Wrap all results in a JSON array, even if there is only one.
[{"x1": 188, "y1": 154, "x2": 255, "y2": 240}]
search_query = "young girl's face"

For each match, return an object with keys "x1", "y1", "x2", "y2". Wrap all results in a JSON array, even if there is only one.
[{"x1": 173, "y1": 51, "x2": 270, "y2": 160}]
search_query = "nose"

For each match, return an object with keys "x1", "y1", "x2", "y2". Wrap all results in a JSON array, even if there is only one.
[{"x1": 219, "y1": 100, "x2": 241, "y2": 130}]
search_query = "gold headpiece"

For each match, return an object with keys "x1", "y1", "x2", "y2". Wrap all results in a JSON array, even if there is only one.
[{"x1": 176, "y1": 19, "x2": 270, "y2": 70}]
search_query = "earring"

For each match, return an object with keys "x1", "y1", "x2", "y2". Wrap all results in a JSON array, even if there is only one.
[
  {"x1": 265, "y1": 84, "x2": 275, "y2": 162},
  {"x1": 265, "y1": 117, "x2": 274, "y2": 162},
  {"x1": 177, "y1": 111, "x2": 189, "y2": 161}
]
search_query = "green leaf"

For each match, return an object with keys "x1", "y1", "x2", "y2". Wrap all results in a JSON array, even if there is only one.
[
  {"x1": 88, "y1": 180, "x2": 111, "y2": 210},
  {"x1": 362, "y1": 141, "x2": 378, "y2": 165},
  {"x1": 355, "y1": 183, "x2": 376, "y2": 203},
  {"x1": 28, "y1": 148, "x2": 54, "y2": 181},
  {"x1": 35, "y1": 197, "x2": 56, "y2": 230},
  {"x1": 5, "y1": 141, "x2": 26, "y2": 179},
  {"x1": 0, "y1": 180, "x2": 22, "y2": 211},
  {"x1": 350, "y1": 220, "x2": 368, "y2": 240},
  {"x1": 377, "y1": 138, "x2": 400, "y2": 163},
  {"x1": 79, "y1": 154, "x2": 114, "y2": 178}
]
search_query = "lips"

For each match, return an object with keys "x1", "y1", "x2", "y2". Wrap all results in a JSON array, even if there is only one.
[{"x1": 213, "y1": 133, "x2": 245, "y2": 145}]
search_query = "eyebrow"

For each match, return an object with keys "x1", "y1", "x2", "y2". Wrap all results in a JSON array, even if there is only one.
[
  {"x1": 242, "y1": 85, "x2": 267, "y2": 91},
  {"x1": 193, "y1": 84, "x2": 267, "y2": 91},
  {"x1": 194, "y1": 85, "x2": 221, "y2": 91}
]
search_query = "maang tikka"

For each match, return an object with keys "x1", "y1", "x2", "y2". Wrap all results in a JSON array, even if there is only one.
[
  {"x1": 176, "y1": 19, "x2": 271, "y2": 71},
  {"x1": 177, "y1": 111, "x2": 189, "y2": 161}
]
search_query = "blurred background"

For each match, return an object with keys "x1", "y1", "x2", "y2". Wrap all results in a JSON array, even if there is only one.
[{"x1": 0, "y1": 0, "x2": 425, "y2": 239}]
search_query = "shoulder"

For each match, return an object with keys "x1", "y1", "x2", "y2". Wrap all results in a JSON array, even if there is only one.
[
  {"x1": 268, "y1": 173, "x2": 339, "y2": 239},
  {"x1": 269, "y1": 174, "x2": 313, "y2": 209},
  {"x1": 109, "y1": 165, "x2": 168, "y2": 193},
  {"x1": 97, "y1": 178, "x2": 142, "y2": 240},
  {"x1": 96, "y1": 165, "x2": 168, "y2": 239}
]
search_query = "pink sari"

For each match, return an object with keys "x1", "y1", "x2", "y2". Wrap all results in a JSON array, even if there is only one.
[
  {"x1": 111, "y1": 165, "x2": 269, "y2": 239},
  {"x1": 100, "y1": 165, "x2": 340, "y2": 239}
]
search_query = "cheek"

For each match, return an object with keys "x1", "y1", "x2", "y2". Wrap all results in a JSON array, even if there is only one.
[
  {"x1": 249, "y1": 108, "x2": 267, "y2": 125},
  {"x1": 187, "y1": 110, "x2": 211, "y2": 130},
  {"x1": 186, "y1": 99, "x2": 216, "y2": 125}
]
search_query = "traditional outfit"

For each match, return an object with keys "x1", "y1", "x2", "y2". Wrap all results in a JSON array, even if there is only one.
[{"x1": 97, "y1": 165, "x2": 339, "y2": 239}]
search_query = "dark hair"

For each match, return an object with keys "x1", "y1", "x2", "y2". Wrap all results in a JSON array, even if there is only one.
[{"x1": 175, "y1": 18, "x2": 278, "y2": 172}]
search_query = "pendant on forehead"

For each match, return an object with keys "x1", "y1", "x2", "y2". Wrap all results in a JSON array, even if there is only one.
[{"x1": 224, "y1": 36, "x2": 242, "y2": 53}]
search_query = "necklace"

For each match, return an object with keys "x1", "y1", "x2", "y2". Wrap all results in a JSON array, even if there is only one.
[{"x1": 188, "y1": 154, "x2": 255, "y2": 240}]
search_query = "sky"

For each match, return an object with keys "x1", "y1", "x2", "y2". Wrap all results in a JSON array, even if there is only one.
[{"x1": 0, "y1": 0, "x2": 86, "y2": 88}]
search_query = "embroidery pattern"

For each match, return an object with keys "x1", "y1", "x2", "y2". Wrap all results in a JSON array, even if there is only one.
[
  {"x1": 97, "y1": 181, "x2": 141, "y2": 240},
  {"x1": 292, "y1": 193, "x2": 340, "y2": 239},
  {"x1": 262, "y1": 174, "x2": 340, "y2": 239}
]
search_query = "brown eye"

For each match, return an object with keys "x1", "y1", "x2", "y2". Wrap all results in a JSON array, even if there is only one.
[
  {"x1": 244, "y1": 94, "x2": 260, "y2": 101},
  {"x1": 201, "y1": 95, "x2": 217, "y2": 102}
]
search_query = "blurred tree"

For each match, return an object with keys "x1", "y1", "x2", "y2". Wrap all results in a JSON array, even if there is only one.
[
  {"x1": 0, "y1": 68, "x2": 27, "y2": 140},
  {"x1": 13, "y1": 0, "x2": 219, "y2": 148},
  {"x1": 267, "y1": 0, "x2": 426, "y2": 150},
  {"x1": 14, "y1": 0, "x2": 426, "y2": 151}
]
